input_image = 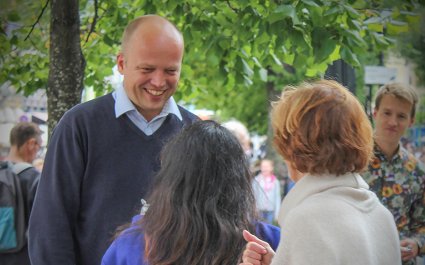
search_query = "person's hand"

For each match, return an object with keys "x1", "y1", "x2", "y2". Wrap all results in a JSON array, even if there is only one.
[
  {"x1": 400, "y1": 238, "x2": 419, "y2": 261},
  {"x1": 239, "y1": 230, "x2": 275, "y2": 265}
]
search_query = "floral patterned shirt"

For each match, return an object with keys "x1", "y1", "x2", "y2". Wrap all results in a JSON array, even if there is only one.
[{"x1": 362, "y1": 145, "x2": 425, "y2": 262}]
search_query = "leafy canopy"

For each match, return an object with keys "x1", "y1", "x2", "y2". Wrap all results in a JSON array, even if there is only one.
[{"x1": 0, "y1": 0, "x2": 422, "y2": 133}]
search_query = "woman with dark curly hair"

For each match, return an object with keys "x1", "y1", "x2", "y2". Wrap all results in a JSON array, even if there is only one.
[{"x1": 102, "y1": 120, "x2": 280, "y2": 265}]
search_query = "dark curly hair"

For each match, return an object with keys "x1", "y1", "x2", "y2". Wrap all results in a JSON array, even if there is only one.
[{"x1": 142, "y1": 120, "x2": 256, "y2": 265}]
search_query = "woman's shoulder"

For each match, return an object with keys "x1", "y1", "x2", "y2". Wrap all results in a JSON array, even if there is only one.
[{"x1": 102, "y1": 215, "x2": 147, "y2": 265}]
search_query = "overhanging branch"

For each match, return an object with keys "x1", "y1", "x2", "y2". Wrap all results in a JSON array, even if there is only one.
[
  {"x1": 85, "y1": 0, "x2": 99, "y2": 44},
  {"x1": 25, "y1": 0, "x2": 50, "y2": 41}
]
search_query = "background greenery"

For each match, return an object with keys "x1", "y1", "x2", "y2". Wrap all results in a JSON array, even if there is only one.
[{"x1": 1, "y1": 0, "x2": 424, "y2": 135}]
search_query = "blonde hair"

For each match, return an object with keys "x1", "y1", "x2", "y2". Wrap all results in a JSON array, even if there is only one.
[{"x1": 272, "y1": 80, "x2": 373, "y2": 175}]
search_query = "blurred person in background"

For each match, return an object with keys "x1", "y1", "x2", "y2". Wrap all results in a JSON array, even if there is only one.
[
  {"x1": 363, "y1": 83, "x2": 425, "y2": 265},
  {"x1": 252, "y1": 159, "x2": 281, "y2": 224},
  {"x1": 1, "y1": 122, "x2": 42, "y2": 265},
  {"x1": 222, "y1": 120, "x2": 254, "y2": 164}
]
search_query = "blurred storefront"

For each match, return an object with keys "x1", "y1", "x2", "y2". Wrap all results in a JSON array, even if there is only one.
[{"x1": 0, "y1": 82, "x2": 48, "y2": 159}]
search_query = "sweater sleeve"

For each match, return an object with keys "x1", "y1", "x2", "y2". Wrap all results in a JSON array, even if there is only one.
[
  {"x1": 28, "y1": 117, "x2": 85, "y2": 265},
  {"x1": 255, "y1": 222, "x2": 281, "y2": 251},
  {"x1": 101, "y1": 240, "x2": 119, "y2": 265},
  {"x1": 101, "y1": 219, "x2": 147, "y2": 265}
]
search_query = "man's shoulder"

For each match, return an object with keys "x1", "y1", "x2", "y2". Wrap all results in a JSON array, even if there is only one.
[
  {"x1": 65, "y1": 93, "x2": 114, "y2": 116},
  {"x1": 59, "y1": 94, "x2": 115, "y2": 125},
  {"x1": 17, "y1": 165, "x2": 39, "y2": 176},
  {"x1": 0, "y1": 161, "x2": 39, "y2": 183},
  {"x1": 400, "y1": 146, "x2": 425, "y2": 172},
  {"x1": 177, "y1": 105, "x2": 199, "y2": 123},
  {"x1": 13, "y1": 162, "x2": 34, "y2": 174},
  {"x1": 13, "y1": 163, "x2": 39, "y2": 180}
]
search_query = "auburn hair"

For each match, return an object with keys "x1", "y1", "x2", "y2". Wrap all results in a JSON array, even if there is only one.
[{"x1": 272, "y1": 79, "x2": 373, "y2": 175}]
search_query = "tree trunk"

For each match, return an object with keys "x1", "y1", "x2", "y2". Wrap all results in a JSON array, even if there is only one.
[
  {"x1": 264, "y1": 80, "x2": 287, "y2": 179},
  {"x1": 47, "y1": 0, "x2": 85, "y2": 137}
]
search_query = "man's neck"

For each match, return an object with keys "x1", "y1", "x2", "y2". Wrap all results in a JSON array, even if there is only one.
[
  {"x1": 6, "y1": 148, "x2": 28, "y2": 164},
  {"x1": 375, "y1": 138, "x2": 399, "y2": 161}
]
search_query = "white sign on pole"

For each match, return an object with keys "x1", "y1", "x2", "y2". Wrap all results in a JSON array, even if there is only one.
[{"x1": 364, "y1": 66, "x2": 397, "y2": 85}]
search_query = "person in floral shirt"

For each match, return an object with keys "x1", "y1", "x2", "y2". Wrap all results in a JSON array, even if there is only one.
[{"x1": 363, "y1": 83, "x2": 425, "y2": 265}]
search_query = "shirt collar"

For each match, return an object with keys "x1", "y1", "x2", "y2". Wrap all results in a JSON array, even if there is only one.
[
  {"x1": 112, "y1": 83, "x2": 182, "y2": 121},
  {"x1": 373, "y1": 143, "x2": 402, "y2": 162}
]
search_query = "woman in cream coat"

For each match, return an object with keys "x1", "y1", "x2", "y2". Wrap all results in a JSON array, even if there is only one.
[{"x1": 240, "y1": 80, "x2": 401, "y2": 265}]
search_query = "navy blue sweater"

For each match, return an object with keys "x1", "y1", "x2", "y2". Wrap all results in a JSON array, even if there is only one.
[{"x1": 28, "y1": 94, "x2": 198, "y2": 265}]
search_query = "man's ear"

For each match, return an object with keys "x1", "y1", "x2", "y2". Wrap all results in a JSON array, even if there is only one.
[
  {"x1": 117, "y1": 53, "x2": 125, "y2": 74},
  {"x1": 373, "y1": 108, "x2": 377, "y2": 119},
  {"x1": 18, "y1": 139, "x2": 30, "y2": 154}
]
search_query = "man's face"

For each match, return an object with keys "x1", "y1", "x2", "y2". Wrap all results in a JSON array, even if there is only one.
[
  {"x1": 117, "y1": 26, "x2": 183, "y2": 121},
  {"x1": 23, "y1": 136, "x2": 42, "y2": 163},
  {"x1": 373, "y1": 94, "x2": 414, "y2": 146}
]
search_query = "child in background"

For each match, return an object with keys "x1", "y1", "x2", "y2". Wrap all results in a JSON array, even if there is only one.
[{"x1": 253, "y1": 159, "x2": 281, "y2": 224}]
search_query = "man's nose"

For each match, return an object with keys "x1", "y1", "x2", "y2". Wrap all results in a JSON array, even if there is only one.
[
  {"x1": 388, "y1": 115, "x2": 398, "y2": 126},
  {"x1": 150, "y1": 71, "x2": 166, "y2": 88}
]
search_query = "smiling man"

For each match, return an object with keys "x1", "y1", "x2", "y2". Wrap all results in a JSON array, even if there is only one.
[
  {"x1": 117, "y1": 16, "x2": 184, "y2": 123},
  {"x1": 28, "y1": 15, "x2": 198, "y2": 265},
  {"x1": 363, "y1": 83, "x2": 425, "y2": 265}
]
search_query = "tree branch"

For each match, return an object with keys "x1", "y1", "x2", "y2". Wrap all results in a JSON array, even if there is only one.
[
  {"x1": 226, "y1": 0, "x2": 238, "y2": 13},
  {"x1": 25, "y1": 0, "x2": 50, "y2": 41},
  {"x1": 85, "y1": 0, "x2": 99, "y2": 44}
]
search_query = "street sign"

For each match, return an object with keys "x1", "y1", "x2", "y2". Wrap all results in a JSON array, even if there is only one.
[{"x1": 364, "y1": 66, "x2": 397, "y2": 85}]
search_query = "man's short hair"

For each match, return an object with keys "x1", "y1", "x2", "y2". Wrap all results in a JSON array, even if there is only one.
[
  {"x1": 10, "y1": 122, "x2": 42, "y2": 149},
  {"x1": 272, "y1": 79, "x2": 373, "y2": 176},
  {"x1": 375, "y1": 82, "x2": 418, "y2": 118}
]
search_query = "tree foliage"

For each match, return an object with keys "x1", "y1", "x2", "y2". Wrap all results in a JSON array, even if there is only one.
[
  {"x1": 0, "y1": 0, "x2": 422, "y2": 134},
  {"x1": 396, "y1": 7, "x2": 425, "y2": 86}
]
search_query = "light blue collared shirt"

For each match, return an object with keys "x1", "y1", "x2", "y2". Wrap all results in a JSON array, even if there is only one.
[{"x1": 112, "y1": 84, "x2": 182, "y2": 136}]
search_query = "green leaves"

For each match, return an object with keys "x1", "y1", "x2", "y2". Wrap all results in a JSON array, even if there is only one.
[
  {"x1": 341, "y1": 46, "x2": 360, "y2": 67},
  {"x1": 0, "y1": 0, "x2": 50, "y2": 92},
  {"x1": 2, "y1": 0, "x2": 423, "y2": 134},
  {"x1": 7, "y1": 11, "x2": 20, "y2": 22},
  {"x1": 312, "y1": 27, "x2": 337, "y2": 63},
  {"x1": 269, "y1": 4, "x2": 300, "y2": 25}
]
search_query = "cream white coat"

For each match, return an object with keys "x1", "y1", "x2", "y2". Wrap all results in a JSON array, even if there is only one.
[{"x1": 271, "y1": 173, "x2": 401, "y2": 265}]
